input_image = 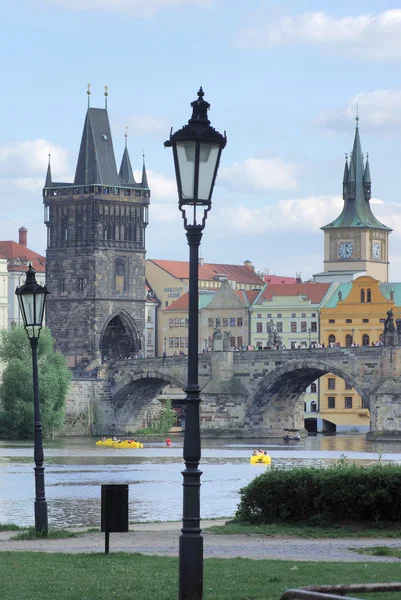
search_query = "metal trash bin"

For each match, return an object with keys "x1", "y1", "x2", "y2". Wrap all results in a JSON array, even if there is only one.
[{"x1": 101, "y1": 484, "x2": 129, "y2": 553}]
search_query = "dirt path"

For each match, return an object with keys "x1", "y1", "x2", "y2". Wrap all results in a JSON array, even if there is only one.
[{"x1": 0, "y1": 521, "x2": 400, "y2": 562}]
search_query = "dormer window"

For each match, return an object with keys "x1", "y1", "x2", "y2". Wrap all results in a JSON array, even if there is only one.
[{"x1": 103, "y1": 135, "x2": 108, "y2": 140}]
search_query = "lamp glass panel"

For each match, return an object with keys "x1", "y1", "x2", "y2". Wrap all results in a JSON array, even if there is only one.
[
  {"x1": 35, "y1": 293, "x2": 46, "y2": 326},
  {"x1": 198, "y1": 143, "x2": 219, "y2": 201},
  {"x1": 22, "y1": 293, "x2": 35, "y2": 326},
  {"x1": 176, "y1": 141, "x2": 196, "y2": 200}
]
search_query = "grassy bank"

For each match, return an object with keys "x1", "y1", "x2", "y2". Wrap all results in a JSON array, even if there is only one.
[
  {"x1": 206, "y1": 521, "x2": 401, "y2": 538},
  {"x1": 1, "y1": 552, "x2": 401, "y2": 600}
]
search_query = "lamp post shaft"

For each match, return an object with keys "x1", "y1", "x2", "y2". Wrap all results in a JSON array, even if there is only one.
[
  {"x1": 30, "y1": 338, "x2": 48, "y2": 534},
  {"x1": 179, "y1": 225, "x2": 203, "y2": 600}
]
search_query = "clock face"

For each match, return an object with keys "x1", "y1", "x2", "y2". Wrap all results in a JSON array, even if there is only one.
[
  {"x1": 338, "y1": 241, "x2": 353, "y2": 259},
  {"x1": 372, "y1": 242, "x2": 381, "y2": 259}
]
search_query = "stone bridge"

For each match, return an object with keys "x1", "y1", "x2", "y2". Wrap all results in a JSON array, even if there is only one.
[{"x1": 65, "y1": 346, "x2": 401, "y2": 439}]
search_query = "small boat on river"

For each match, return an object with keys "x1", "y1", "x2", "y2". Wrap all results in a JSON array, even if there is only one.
[
  {"x1": 283, "y1": 428, "x2": 300, "y2": 442},
  {"x1": 250, "y1": 453, "x2": 271, "y2": 465},
  {"x1": 96, "y1": 438, "x2": 144, "y2": 449}
]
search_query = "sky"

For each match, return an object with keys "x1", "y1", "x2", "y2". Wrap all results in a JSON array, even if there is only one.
[{"x1": 2, "y1": 0, "x2": 401, "y2": 281}]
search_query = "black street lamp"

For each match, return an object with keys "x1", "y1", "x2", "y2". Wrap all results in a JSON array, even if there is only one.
[
  {"x1": 308, "y1": 327, "x2": 311, "y2": 349},
  {"x1": 164, "y1": 336, "x2": 167, "y2": 355},
  {"x1": 165, "y1": 87, "x2": 226, "y2": 600},
  {"x1": 15, "y1": 264, "x2": 49, "y2": 534}
]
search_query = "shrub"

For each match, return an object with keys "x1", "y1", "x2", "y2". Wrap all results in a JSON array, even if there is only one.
[{"x1": 235, "y1": 462, "x2": 401, "y2": 525}]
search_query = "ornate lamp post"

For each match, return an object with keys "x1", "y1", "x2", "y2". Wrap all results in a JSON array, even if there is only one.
[
  {"x1": 165, "y1": 87, "x2": 226, "y2": 600},
  {"x1": 15, "y1": 264, "x2": 49, "y2": 534}
]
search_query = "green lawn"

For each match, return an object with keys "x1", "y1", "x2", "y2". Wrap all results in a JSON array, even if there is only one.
[
  {"x1": 1, "y1": 552, "x2": 401, "y2": 600},
  {"x1": 205, "y1": 521, "x2": 401, "y2": 538}
]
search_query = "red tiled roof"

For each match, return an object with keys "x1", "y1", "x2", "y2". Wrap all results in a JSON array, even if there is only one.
[
  {"x1": 0, "y1": 241, "x2": 46, "y2": 273},
  {"x1": 148, "y1": 259, "x2": 264, "y2": 285},
  {"x1": 258, "y1": 283, "x2": 331, "y2": 304},
  {"x1": 236, "y1": 289, "x2": 261, "y2": 305},
  {"x1": 165, "y1": 293, "x2": 190, "y2": 311},
  {"x1": 263, "y1": 275, "x2": 297, "y2": 284}
]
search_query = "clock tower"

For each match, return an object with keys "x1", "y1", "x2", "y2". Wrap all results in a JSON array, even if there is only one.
[{"x1": 321, "y1": 118, "x2": 391, "y2": 282}]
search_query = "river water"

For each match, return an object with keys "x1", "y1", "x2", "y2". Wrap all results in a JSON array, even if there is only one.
[{"x1": 1, "y1": 435, "x2": 401, "y2": 528}]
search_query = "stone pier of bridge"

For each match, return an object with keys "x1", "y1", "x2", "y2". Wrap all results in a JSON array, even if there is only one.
[{"x1": 62, "y1": 346, "x2": 401, "y2": 440}]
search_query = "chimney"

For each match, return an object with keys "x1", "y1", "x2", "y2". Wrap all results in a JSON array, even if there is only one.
[
  {"x1": 19, "y1": 227, "x2": 27, "y2": 247},
  {"x1": 199, "y1": 257, "x2": 204, "y2": 266},
  {"x1": 244, "y1": 260, "x2": 255, "y2": 272}
]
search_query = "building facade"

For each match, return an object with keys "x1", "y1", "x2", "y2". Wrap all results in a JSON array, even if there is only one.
[
  {"x1": 0, "y1": 227, "x2": 45, "y2": 329},
  {"x1": 44, "y1": 102, "x2": 149, "y2": 367},
  {"x1": 159, "y1": 280, "x2": 250, "y2": 356},
  {"x1": 318, "y1": 275, "x2": 399, "y2": 433}
]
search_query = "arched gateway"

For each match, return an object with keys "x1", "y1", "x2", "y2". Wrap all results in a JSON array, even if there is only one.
[{"x1": 100, "y1": 311, "x2": 141, "y2": 361}]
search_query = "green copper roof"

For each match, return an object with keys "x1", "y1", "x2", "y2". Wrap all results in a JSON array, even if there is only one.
[
  {"x1": 323, "y1": 283, "x2": 352, "y2": 308},
  {"x1": 322, "y1": 121, "x2": 391, "y2": 232}
]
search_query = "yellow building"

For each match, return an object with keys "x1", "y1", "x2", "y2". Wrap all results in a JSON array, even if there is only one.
[{"x1": 319, "y1": 275, "x2": 398, "y2": 433}]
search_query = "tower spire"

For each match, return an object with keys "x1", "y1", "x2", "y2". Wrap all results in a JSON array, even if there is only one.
[
  {"x1": 87, "y1": 82, "x2": 91, "y2": 108},
  {"x1": 119, "y1": 127, "x2": 136, "y2": 185},
  {"x1": 141, "y1": 150, "x2": 149, "y2": 188},
  {"x1": 45, "y1": 149, "x2": 52, "y2": 187},
  {"x1": 322, "y1": 119, "x2": 390, "y2": 231},
  {"x1": 104, "y1": 85, "x2": 108, "y2": 110}
]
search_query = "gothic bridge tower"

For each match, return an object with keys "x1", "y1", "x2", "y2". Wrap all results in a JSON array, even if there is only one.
[
  {"x1": 43, "y1": 93, "x2": 149, "y2": 367},
  {"x1": 321, "y1": 117, "x2": 391, "y2": 282}
]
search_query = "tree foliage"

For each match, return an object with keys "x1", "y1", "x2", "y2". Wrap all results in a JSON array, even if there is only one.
[{"x1": 0, "y1": 326, "x2": 71, "y2": 438}]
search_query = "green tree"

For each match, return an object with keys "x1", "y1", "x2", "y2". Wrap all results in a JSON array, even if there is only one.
[{"x1": 0, "y1": 326, "x2": 71, "y2": 438}]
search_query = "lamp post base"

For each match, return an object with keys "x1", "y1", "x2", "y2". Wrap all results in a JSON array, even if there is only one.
[
  {"x1": 34, "y1": 500, "x2": 48, "y2": 534},
  {"x1": 179, "y1": 533, "x2": 203, "y2": 600}
]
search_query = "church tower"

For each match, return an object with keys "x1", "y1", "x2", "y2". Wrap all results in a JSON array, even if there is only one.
[
  {"x1": 43, "y1": 91, "x2": 150, "y2": 367},
  {"x1": 321, "y1": 117, "x2": 391, "y2": 282}
]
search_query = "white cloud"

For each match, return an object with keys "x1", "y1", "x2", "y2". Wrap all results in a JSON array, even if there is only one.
[
  {"x1": 0, "y1": 139, "x2": 71, "y2": 190},
  {"x1": 313, "y1": 90, "x2": 401, "y2": 132},
  {"x1": 220, "y1": 157, "x2": 297, "y2": 192},
  {"x1": 238, "y1": 10, "x2": 401, "y2": 61},
  {"x1": 46, "y1": 0, "x2": 212, "y2": 17},
  {"x1": 220, "y1": 195, "x2": 343, "y2": 233}
]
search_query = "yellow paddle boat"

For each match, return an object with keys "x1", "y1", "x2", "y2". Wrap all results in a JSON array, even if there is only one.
[
  {"x1": 96, "y1": 438, "x2": 144, "y2": 449},
  {"x1": 250, "y1": 453, "x2": 271, "y2": 465}
]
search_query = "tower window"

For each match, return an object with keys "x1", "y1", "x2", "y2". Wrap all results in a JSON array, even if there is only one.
[
  {"x1": 367, "y1": 288, "x2": 372, "y2": 303},
  {"x1": 58, "y1": 279, "x2": 65, "y2": 293},
  {"x1": 360, "y1": 289, "x2": 365, "y2": 303},
  {"x1": 77, "y1": 278, "x2": 84, "y2": 293}
]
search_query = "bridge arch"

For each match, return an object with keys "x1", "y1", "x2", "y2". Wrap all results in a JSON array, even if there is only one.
[
  {"x1": 112, "y1": 369, "x2": 186, "y2": 432},
  {"x1": 246, "y1": 358, "x2": 370, "y2": 433}
]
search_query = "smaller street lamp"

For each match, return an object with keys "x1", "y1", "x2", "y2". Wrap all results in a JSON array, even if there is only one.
[
  {"x1": 308, "y1": 327, "x2": 311, "y2": 349},
  {"x1": 164, "y1": 336, "x2": 167, "y2": 355},
  {"x1": 15, "y1": 264, "x2": 49, "y2": 534},
  {"x1": 352, "y1": 328, "x2": 355, "y2": 345}
]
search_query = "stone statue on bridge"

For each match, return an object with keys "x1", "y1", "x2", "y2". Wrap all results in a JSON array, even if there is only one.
[
  {"x1": 384, "y1": 308, "x2": 398, "y2": 346},
  {"x1": 267, "y1": 319, "x2": 283, "y2": 349},
  {"x1": 212, "y1": 317, "x2": 223, "y2": 351},
  {"x1": 384, "y1": 309, "x2": 395, "y2": 333}
]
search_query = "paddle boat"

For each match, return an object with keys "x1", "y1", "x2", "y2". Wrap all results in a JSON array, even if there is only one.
[
  {"x1": 96, "y1": 438, "x2": 144, "y2": 449},
  {"x1": 250, "y1": 452, "x2": 271, "y2": 465},
  {"x1": 283, "y1": 428, "x2": 300, "y2": 442}
]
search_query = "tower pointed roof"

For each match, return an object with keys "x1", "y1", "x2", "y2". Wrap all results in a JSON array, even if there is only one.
[
  {"x1": 141, "y1": 152, "x2": 149, "y2": 189},
  {"x1": 74, "y1": 107, "x2": 120, "y2": 186},
  {"x1": 364, "y1": 153, "x2": 371, "y2": 184},
  {"x1": 119, "y1": 134, "x2": 136, "y2": 185},
  {"x1": 45, "y1": 152, "x2": 52, "y2": 187},
  {"x1": 322, "y1": 118, "x2": 391, "y2": 231},
  {"x1": 342, "y1": 156, "x2": 348, "y2": 185}
]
